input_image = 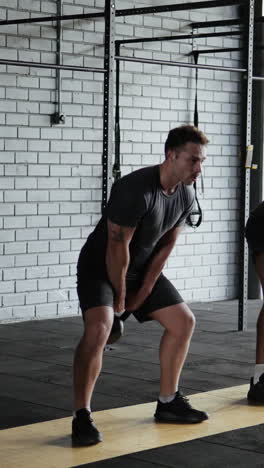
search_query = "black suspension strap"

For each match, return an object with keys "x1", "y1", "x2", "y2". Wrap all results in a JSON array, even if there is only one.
[
  {"x1": 186, "y1": 51, "x2": 203, "y2": 229},
  {"x1": 193, "y1": 51, "x2": 199, "y2": 128}
]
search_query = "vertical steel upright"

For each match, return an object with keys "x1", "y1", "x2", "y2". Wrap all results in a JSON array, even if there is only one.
[
  {"x1": 113, "y1": 41, "x2": 121, "y2": 182},
  {"x1": 102, "y1": 0, "x2": 115, "y2": 211},
  {"x1": 51, "y1": 0, "x2": 65, "y2": 125},
  {"x1": 56, "y1": 0, "x2": 62, "y2": 116},
  {"x1": 238, "y1": 0, "x2": 255, "y2": 330}
]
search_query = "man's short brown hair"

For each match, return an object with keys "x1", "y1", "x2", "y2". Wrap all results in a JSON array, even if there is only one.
[{"x1": 164, "y1": 125, "x2": 208, "y2": 156}]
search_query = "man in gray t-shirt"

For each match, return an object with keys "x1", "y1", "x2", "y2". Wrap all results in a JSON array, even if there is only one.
[{"x1": 72, "y1": 125, "x2": 208, "y2": 446}]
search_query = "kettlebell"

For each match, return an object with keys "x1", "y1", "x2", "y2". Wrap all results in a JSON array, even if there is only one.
[{"x1": 107, "y1": 310, "x2": 131, "y2": 344}]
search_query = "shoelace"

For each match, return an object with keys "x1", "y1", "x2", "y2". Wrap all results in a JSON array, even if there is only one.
[
  {"x1": 77, "y1": 411, "x2": 94, "y2": 423},
  {"x1": 175, "y1": 392, "x2": 192, "y2": 408}
]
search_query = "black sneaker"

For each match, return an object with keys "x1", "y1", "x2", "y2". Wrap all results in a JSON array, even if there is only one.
[
  {"x1": 247, "y1": 373, "x2": 264, "y2": 404},
  {"x1": 72, "y1": 409, "x2": 102, "y2": 446},
  {"x1": 154, "y1": 392, "x2": 209, "y2": 423}
]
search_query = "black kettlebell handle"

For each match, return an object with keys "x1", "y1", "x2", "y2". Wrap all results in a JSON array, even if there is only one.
[{"x1": 119, "y1": 309, "x2": 131, "y2": 322}]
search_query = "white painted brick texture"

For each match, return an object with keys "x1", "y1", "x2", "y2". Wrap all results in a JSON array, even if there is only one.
[{"x1": 0, "y1": 0, "x2": 242, "y2": 321}]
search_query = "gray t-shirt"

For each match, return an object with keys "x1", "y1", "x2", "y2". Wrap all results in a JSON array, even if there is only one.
[{"x1": 80, "y1": 165, "x2": 194, "y2": 278}]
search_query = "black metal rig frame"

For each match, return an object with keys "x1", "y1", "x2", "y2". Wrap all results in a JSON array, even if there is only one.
[{"x1": 1, "y1": 0, "x2": 263, "y2": 329}]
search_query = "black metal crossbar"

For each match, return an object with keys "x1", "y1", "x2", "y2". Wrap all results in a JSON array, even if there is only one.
[
  {"x1": 0, "y1": 12, "x2": 104, "y2": 26},
  {"x1": 0, "y1": 58, "x2": 106, "y2": 73},
  {"x1": 0, "y1": 0, "x2": 246, "y2": 26},
  {"x1": 192, "y1": 16, "x2": 263, "y2": 28},
  {"x1": 115, "y1": 54, "x2": 247, "y2": 73},
  {"x1": 116, "y1": 0, "x2": 245, "y2": 17},
  {"x1": 117, "y1": 30, "x2": 241, "y2": 46}
]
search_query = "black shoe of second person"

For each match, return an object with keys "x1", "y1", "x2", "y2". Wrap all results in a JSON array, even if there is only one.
[
  {"x1": 72, "y1": 409, "x2": 103, "y2": 446},
  {"x1": 154, "y1": 392, "x2": 209, "y2": 424},
  {"x1": 247, "y1": 373, "x2": 264, "y2": 404}
]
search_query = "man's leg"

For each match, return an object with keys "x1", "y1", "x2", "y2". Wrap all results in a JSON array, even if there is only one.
[
  {"x1": 247, "y1": 252, "x2": 264, "y2": 403},
  {"x1": 150, "y1": 303, "x2": 195, "y2": 396},
  {"x1": 72, "y1": 305, "x2": 114, "y2": 445},
  {"x1": 255, "y1": 252, "x2": 264, "y2": 364},
  {"x1": 150, "y1": 303, "x2": 208, "y2": 423}
]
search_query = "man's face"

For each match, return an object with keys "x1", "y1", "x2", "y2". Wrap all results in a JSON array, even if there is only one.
[{"x1": 169, "y1": 142, "x2": 206, "y2": 185}]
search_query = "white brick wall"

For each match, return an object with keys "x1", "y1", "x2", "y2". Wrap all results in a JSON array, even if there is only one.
[{"x1": 0, "y1": 0, "x2": 242, "y2": 321}]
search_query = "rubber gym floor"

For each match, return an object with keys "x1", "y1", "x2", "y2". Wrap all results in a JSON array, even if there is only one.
[{"x1": 1, "y1": 299, "x2": 264, "y2": 468}]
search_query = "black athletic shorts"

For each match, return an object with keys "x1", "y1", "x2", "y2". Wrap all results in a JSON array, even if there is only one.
[
  {"x1": 245, "y1": 214, "x2": 264, "y2": 263},
  {"x1": 77, "y1": 271, "x2": 183, "y2": 323}
]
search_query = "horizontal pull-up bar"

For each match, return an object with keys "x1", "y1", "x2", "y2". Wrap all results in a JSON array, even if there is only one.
[
  {"x1": 191, "y1": 45, "x2": 264, "y2": 55},
  {"x1": 115, "y1": 54, "x2": 247, "y2": 73},
  {"x1": 2, "y1": 55, "x2": 263, "y2": 81},
  {"x1": 0, "y1": 0, "x2": 246, "y2": 26},
  {"x1": 192, "y1": 16, "x2": 264, "y2": 28},
  {"x1": 191, "y1": 19, "x2": 242, "y2": 28},
  {"x1": 116, "y1": 55, "x2": 264, "y2": 81},
  {"x1": 192, "y1": 47, "x2": 242, "y2": 54},
  {"x1": 116, "y1": 30, "x2": 241, "y2": 46},
  {"x1": 0, "y1": 58, "x2": 106, "y2": 73}
]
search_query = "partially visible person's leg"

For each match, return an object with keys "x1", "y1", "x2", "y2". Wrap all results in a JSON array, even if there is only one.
[
  {"x1": 247, "y1": 252, "x2": 264, "y2": 403},
  {"x1": 245, "y1": 215, "x2": 264, "y2": 402},
  {"x1": 255, "y1": 252, "x2": 264, "y2": 364}
]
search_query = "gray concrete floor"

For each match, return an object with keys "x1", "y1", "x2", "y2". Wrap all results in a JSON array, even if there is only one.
[{"x1": 1, "y1": 299, "x2": 264, "y2": 467}]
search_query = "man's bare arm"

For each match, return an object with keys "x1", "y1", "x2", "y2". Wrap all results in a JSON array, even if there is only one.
[
  {"x1": 106, "y1": 220, "x2": 136, "y2": 313},
  {"x1": 126, "y1": 226, "x2": 183, "y2": 311},
  {"x1": 143, "y1": 225, "x2": 183, "y2": 290}
]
